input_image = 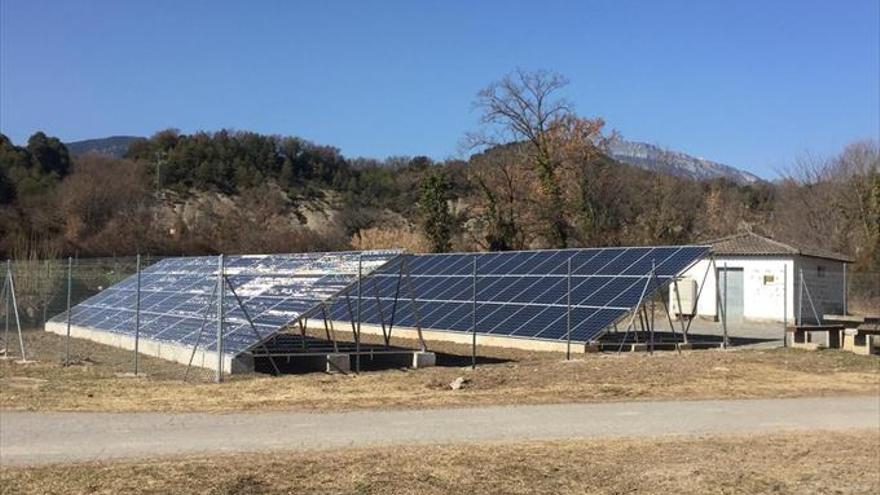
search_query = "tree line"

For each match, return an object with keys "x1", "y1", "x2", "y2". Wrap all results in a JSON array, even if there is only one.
[{"x1": 1, "y1": 70, "x2": 877, "y2": 276}]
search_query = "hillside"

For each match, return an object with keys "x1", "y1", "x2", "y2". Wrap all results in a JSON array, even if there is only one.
[
  {"x1": 64, "y1": 135, "x2": 763, "y2": 184},
  {"x1": 65, "y1": 136, "x2": 139, "y2": 158}
]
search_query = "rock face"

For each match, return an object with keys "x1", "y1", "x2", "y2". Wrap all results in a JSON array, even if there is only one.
[{"x1": 607, "y1": 139, "x2": 762, "y2": 184}]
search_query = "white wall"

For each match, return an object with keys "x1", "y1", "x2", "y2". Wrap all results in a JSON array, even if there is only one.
[{"x1": 671, "y1": 256, "x2": 796, "y2": 322}]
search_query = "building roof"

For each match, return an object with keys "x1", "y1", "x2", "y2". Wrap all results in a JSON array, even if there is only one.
[{"x1": 704, "y1": 232, "x2": 853, "y2": 263}]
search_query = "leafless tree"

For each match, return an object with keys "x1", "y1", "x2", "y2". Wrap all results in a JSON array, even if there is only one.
[{"x1": 468, "y1": 69, "x2": 608, "y2": 248}]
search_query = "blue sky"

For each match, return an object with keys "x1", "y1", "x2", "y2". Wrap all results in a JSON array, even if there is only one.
[{"x1": 1, "y1": 0, "x2": 877, "y2": 178}]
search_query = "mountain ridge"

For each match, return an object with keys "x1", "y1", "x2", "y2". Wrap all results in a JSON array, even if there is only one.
[
  {"x1": 64, "y1": 135, "x2": 763, "y2": 184},
  {"x1": 607, "y1": 139, "x2": 761, "y2": 184}
]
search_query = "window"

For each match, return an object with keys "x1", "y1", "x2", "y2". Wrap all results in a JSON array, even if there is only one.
[{"x1": 817, "y1": 266, "x2": 825, "y2": 278}]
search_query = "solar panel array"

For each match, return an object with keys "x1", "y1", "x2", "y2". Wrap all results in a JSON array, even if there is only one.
[
  {"x1": 328, "y1": 246, "x2": 708, "y2": 343},
  {"x1": 50, "y1": 251, "x2": 400, "y2": 356}
]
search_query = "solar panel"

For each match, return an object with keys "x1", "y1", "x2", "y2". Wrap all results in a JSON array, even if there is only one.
[
  {"x1": 328, "y1": 246, "x2": 708, "y2": 343},
  {"x1": 49, "y1": 250, "x2": 400, "y2": 357}
]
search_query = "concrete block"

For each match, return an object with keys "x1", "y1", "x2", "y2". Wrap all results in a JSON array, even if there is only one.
[
  {"x1": 583, "y1": 343, "x2": 601, "y2": 353},
  {"x1": 842, "y1": 329, "x2": 859, "y2": 352},
  {"x1": 411, "y1": 351, "x2": 436, "y2": 368},
  {"x1": 325, "y1": 353, "x2": 351, "y2": 373}
]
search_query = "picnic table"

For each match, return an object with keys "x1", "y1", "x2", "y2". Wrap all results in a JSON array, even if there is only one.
[
  {"x1": 823, "y1": 315, "x2": 880, "y2": 355},
  {"x1": 786, "y1": 325, "x2": 845, "y2": 350}
]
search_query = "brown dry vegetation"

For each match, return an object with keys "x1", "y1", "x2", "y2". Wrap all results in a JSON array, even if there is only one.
[
  {"x1": 1, "y1": 330, "x2": 877, "y2": 412},
  {"x1": 1, "y1": 430, "x2": 878, "y2": 495}
]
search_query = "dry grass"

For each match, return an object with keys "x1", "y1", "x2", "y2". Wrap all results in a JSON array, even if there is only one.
[
  {"x1": 1, "y1": 430, "x2": 878, "y2": 494},
  {"x1": 1, "y1": 329, "x2": 878, "y2": 412}
]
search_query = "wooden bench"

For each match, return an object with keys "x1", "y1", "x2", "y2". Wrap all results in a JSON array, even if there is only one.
[{"x1": 786, "y1": 325, "x2": 844, "y2": 350}]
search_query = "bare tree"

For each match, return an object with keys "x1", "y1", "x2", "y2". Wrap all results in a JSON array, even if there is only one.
[{"x1": 469, "y1": 69, "x2": 608, "y2": 248}]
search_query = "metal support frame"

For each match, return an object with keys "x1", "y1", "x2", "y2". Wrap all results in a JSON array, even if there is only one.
[
  {"x1": 3, "y1": 260, "x2": 26, "y2": 361},
  {"x1": 653, "y1": 269, "x2": 683, "y2": 355},
  {"x1": 783, "y1": 264, "x2": 788, "y2": 346},
  {"x1": 65, "y1": 256, "x2": 72, "y2": 366},
  {"x1": 402, "y1": 255, "x2": 427, "y2": 352},
  {"x1": 372, "y1": 278, "x2": 390, "y2": 346},
  {"x1": 385, "y1": 261, "x2": 404, "y2": 342},
  {"x1": 344, "y1": 294, "x2": 357, "y2": 338},
  {"x1": 565, "y1": 258, "x2": 572, "y2": 360},
  {"x1": 297, "y1": 319, "x2": 307, "y2": 351},
  {"x1": 133, "y1": 254, "x2": 141, "y2": 375},
  {"x1": 721, "y1": 262, "x2": 729, "y2": 348},
  {"x1": 223, "y1": 274, "x2": 281, "y2": 376},
  {"x1": 184, "y1": 282, "x2": 218, "y2": 382},
  {"x1": 246, "y1": 252, "x2": 424, "y2": 371},
  {"x1": 215, "y1": 254, "x2": 225, "y2": 383},
  {"x1": 797, "y1": 267, "x2": 804, "y2": 326},
  {"x1": 671, "y1": 278, "x2": 687, "y2": 343},
  {"x1": 801, "y1": 271, "x2": 821, "y2": 325},
  {"x1": 320, "y1": 304, "x2": 339, "y2": 353},
  {"x1": 616, "y1": 265, "x2": 656, "y2": 353},
  {"x1": 1, "y1": 271, "x2": 9, "y2": 358},
  {"x1": 683, "y1": 257, "x2": 714, "y2": 338},
  {"x1": 471, "y1": 256, "x2": 477, "y2": 369},
  {"x1": 355, "y1": 254, "x2": 362, "y2": 374},
  {"x1": 648, "y1": 260, "x2": 656, "y2": 354}
]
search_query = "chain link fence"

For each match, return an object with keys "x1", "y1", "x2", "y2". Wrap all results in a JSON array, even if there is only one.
[
  {"x1": 1, "y1": 256, "x2": 877, "y2": 371},
  {"x1": 0, "y1": 256, "x2": 168, "y2": 329},
  {"x1": 847, "y1": 271, "x2": 880, "y2": 316},
  {"x1": 0, "y1": 256, "x2": 171, "y2": 371}
]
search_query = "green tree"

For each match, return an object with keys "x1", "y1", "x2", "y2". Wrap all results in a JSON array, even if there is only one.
[
  {"x1": 0, "y1": 167, "x2": 14, "y2": 204},
  {"x1": 26, "y1": 131, "x2": 71, "y2": 177},
  {"x1": 419, "y1": 170, "x2": 456, "y2": 252}
]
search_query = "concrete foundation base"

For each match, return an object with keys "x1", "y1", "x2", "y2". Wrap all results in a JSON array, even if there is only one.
[
  {"x1": 45, "y1": 321, "x2": 253, "y2": 374},
  {"x1": 842, "y1": 329, "x2": 879, "y2": 356},
  {"x1": 411, "y1": 351, "x2": 436, "y2": 368}
]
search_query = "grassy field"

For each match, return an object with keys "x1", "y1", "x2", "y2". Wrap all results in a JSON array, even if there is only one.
[
  {"x1": 2, "y1": 430, "x2": 878, "y2": 494},
  {"x1": 1, "y1": 330, "x2": 877, "y2": 412}
]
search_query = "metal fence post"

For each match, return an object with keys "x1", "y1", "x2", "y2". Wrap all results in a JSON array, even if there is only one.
[
  {"x1": 797, "y1": 267, "x2": 804, "y2": 326},
  {"x1": 8, "y1": 261, "x2": 25, "y2": 360},
  {"x1": 472, "y1": 256, "x2": 477, "y2": 369},
  {"x1": 215, "y1": 254, "x2": 225, "y2": 383},
  {"x1": 566, "y1": 258, "x2": 572, "y2": 360},
  {"x1": 65, "y1": 256, "x2": 72, "y2": 366},
  {"x1": 3, "y1": 262, "x2": 9, "y2": 357},
  {"x1": 783, "y1": 264, "x2": 788, "y2": 347},
  {"x1": 722, "y1": 262, "x2": 728, "y2": 349},
  {"x1": 356, "y1": 254, "x2": 362, "y2": 374},
  {"x1": 134, "y1": 254, "x2": 141, "y2": 376}
]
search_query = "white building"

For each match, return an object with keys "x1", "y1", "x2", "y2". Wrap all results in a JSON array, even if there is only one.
[{"x1": 671, "y1": 232, "x2": 852, "y2": 324}]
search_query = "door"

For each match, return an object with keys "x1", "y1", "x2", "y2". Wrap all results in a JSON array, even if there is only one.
[{"x1": 717, "y1": 267, "x2": 744, "y2": 320}]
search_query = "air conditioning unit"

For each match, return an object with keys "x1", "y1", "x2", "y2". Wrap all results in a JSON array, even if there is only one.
[{"x1": 670, "y1": 278, "x2": 698, "y2": 318}]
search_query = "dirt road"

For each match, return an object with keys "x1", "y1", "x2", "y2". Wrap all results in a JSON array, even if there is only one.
[{"x1": 2, "y1": 396, "x2": 878, "y2": 466}]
